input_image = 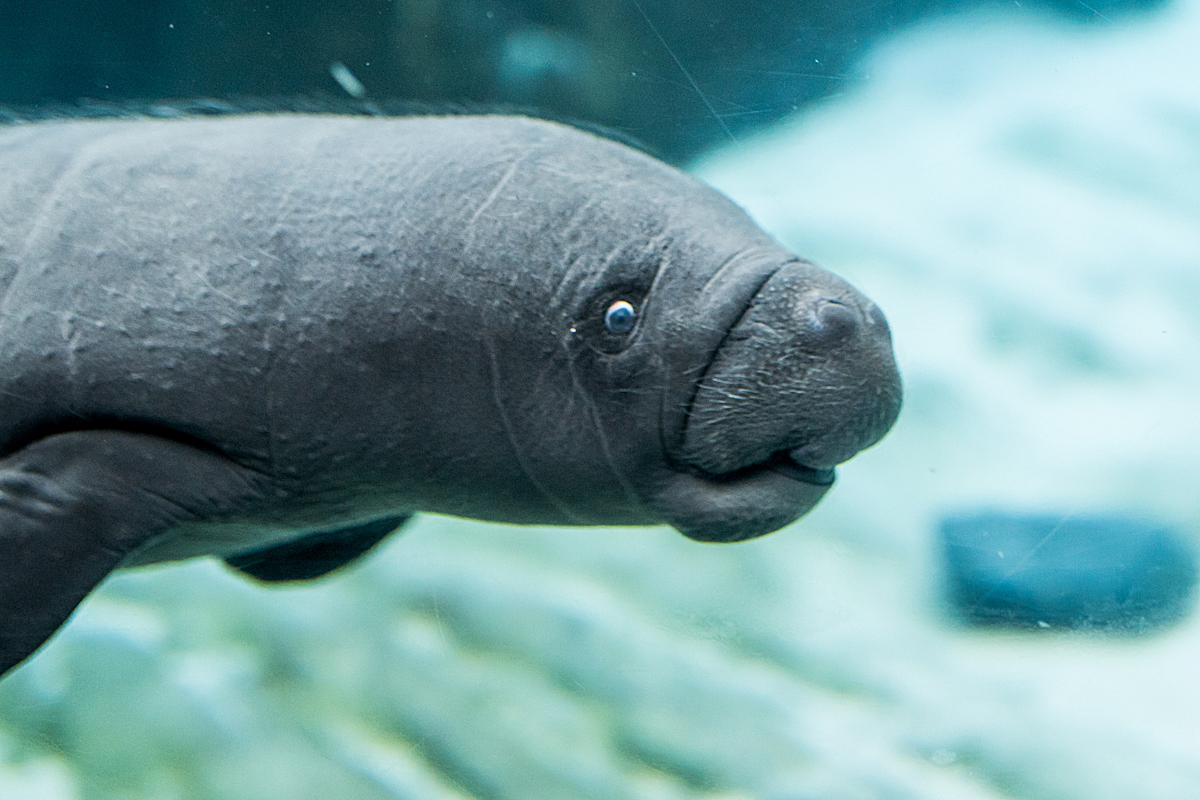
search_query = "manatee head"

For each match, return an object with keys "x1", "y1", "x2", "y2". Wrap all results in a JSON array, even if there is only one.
[
  {"x1": 548, "y1": 225, "x2": 902, "y2": 543},
  {"x1": 435, "y1": 118, "x2": 900, "y2": 542}
]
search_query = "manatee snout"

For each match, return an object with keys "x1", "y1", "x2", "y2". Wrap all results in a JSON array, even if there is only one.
[{"x1": 682, "y1": 261, "x2": 902, "y2": 478}]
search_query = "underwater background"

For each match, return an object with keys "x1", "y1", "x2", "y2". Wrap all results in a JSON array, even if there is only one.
[{"x1": 2, "y1": 0, "x2": 1199, "y2": 797}]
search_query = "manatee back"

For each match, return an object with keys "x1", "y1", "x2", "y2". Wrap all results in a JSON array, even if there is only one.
[
  {"x1": 0, "y1": 116, "x2": 327, "y2": 466},
  {"x1": 0, "y1": 114, "x2": 721, "y2": 499}
]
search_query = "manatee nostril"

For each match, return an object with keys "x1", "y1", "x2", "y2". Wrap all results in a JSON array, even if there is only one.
[{"x1": 811, "y1": 299, "x2": 859, "y2": 343}]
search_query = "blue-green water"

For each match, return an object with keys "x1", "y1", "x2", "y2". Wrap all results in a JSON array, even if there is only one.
[{"x1": 2, "y1": 4, "x2": 1199, "y2": 798}]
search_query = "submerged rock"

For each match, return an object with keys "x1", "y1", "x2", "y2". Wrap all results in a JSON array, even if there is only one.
[{"x1": 941, "y1": 512, "x2": 1197, "y2": 632}]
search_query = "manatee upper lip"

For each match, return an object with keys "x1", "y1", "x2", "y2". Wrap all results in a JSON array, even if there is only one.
[
  {"x1": 670, "y1": 252, "x2": 838, "y2": 489},
  {"x1": 664, "y1": 252, "x2": 794, "y2": 459}
]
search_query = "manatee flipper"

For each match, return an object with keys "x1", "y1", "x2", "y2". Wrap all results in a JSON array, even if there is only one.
[
  {"x1": 224, "y1": 515, "x2": 410, "y2": 583},
  {"x1": 0, "y1": 430, "x2": 266, "y2": 676}
]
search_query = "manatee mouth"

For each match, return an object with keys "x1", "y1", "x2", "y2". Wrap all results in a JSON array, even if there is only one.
[
  {"x1": 765, "y1": 450, "x2": 836, "y2": 486},
  {"x1": 698, "y1": 449, "x2": 835, "y2": 487},
  {"x1": 655, "y1": 447, "x2": 836, "y2": 543}
]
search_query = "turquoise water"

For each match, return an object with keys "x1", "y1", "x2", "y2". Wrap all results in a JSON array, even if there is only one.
[{"x1": 2, "y1": 4, "x2": 1199, "y2": 798}]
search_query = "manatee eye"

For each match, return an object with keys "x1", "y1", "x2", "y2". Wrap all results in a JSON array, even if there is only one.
[{"x1": 604, "y1": 300, "x2": 637, "y2": 334}]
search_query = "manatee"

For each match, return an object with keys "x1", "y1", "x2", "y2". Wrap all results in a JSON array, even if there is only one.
[{"x1": 0, "y1": 114, "x2": 901, "y2": 676}]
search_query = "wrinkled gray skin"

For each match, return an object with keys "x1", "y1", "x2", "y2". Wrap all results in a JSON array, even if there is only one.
[{"x1": 0, "y1": 114, "x2": 900, "y2": 676}]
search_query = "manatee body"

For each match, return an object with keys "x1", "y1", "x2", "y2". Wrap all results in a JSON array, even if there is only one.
[{"x1": 0, "y1": 114, "x2": 900, "y2": 675}]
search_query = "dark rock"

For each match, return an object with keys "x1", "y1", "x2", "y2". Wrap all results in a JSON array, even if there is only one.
[{"x1": 940, "y1": 512, "x2": 1197, "y2": 632}]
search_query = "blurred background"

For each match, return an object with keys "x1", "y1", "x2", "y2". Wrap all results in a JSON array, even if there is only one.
[
  {"x1": 0, "y1": 0, "x2": 1168, "y2": 160},
  {"x1": 2, "y1": 0, "x2": 1200, "y2": 798}
]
